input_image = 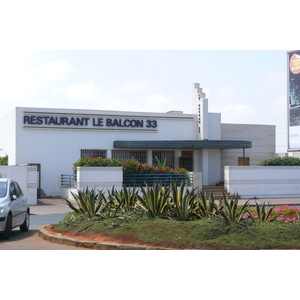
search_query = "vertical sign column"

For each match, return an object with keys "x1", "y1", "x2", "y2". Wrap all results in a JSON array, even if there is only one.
[{"x1": 288, "y1": 50, "x2": 300, "y2": 150}]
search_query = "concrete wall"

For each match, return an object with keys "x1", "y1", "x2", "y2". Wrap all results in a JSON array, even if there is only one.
[
  {"x1": 221, "y1": 124, "x2": 276, "y2": 181},
  {"x1": 9, "y1": 107, "x2": 198, "y2": 197},
  {"x1": 77, "y1": 167, "x2": 123, "y2": 191},
  {"x1": 224, "y1": 166, "x2": 300, "y2": 198},
  {"x1": 0, "y1": 165, "x2": 38, "y2": 205}
]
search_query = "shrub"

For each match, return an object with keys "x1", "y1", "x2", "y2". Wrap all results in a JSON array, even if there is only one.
[
  {"x1": 258, "y1": 156, "x2": 300, "y2": 166},
  {"x1": 73, "y1": 157, "x2": 188, "y2": 175},
  {"x1": 0, "y1": 155, "x2": 8, "y2": 165}
]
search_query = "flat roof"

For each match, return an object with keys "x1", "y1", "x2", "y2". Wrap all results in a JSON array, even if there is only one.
[{"x1": 114, "y1": 140, "x2": 252, "y2": 149}]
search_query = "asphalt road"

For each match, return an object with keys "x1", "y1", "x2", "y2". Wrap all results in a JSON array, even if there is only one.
[{"x1": 0, "y1": 212, "x2": 90, "y2": 250}]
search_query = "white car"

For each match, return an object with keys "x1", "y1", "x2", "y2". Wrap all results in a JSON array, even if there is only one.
[{"x1": 0, "y1": 178, "x2": 30, "y2": 239}]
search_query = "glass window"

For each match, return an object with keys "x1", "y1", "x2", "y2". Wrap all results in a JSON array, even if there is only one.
[
  {"x1": 152, "y1": 150, "x2": 175, "y2": 169},
  {"x1": 81, "y1": 149, "x2": 107, "y2": 159},
  {"x1": 13, "y1": 182, "x2": 23, "y2": 197},
  {"x1": 0, "y1": 182, "x2": 7, "y2": 198},
  {"x1": 112, "y1": 150, "x2": 147, "y2": 163},
  {"x1": 9, "y1": 183, "x2": 17, "y2": 198}
]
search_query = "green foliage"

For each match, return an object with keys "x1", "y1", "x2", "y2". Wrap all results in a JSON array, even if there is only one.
[
  {"x1": 66, "y1": 187, "x2": 109, "y2": 218},
  {"x1": 109, "y1": 186, "x2": 138, "y2": 212},
  {"x1": 155, "y1": 156, "x2": 167, "y2": 168},
  {"x1": 0, "y1": 155, "x2": 8, "y2": 165},
  {"x1": 250, "y1": 202, "x2": 277, "y2": 222},
  {"x1": 218, "y1": 192, "x2": 250, "y2": 222},
  {"x1": 195, "y1": 190, "x2": 219, "y2": 218},
  {"x1": 258, "y1": 156, "x2": 300, "y2": 166},
  {"x1": 136, "y1": 182, "x2": 171, "y2": 218},
  {"x1": 169, "y1": 181, "x2": 198, "y2": 221},
  {"x1": 55, "y1": 213, "x2": 300, "y2": 249},
  {"x1": 73, "y1": 157, "x2": 188, "y2": 175}
]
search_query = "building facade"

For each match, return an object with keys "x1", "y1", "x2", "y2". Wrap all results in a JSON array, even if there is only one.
[{"x1": 0, "y1": 84, "x2": 276, "y2": 197}]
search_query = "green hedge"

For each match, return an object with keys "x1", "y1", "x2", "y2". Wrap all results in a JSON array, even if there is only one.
[
  {"x1": 73, "y1": 157, "x2": 188, "y2": 174},
  {"x1": 258, "y1": 156, "x2": 300, "y2": 166},
  {"x1": 0, "y1": 155, "x2": 8, "y2": 165}
]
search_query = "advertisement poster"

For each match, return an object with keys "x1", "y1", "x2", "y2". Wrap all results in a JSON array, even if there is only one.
[{"x1": 288, "y1": 50, "x2": 300, "y2": 150}]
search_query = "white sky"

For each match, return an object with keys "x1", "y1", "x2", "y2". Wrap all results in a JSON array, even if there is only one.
[{"x1": 0, "y1": 1, "x2": 297, "y2": 156}]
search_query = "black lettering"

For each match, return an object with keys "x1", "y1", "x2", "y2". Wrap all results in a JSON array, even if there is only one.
[
  {"x1": 93, "y1": 118, "x2": 103, "y2": 126},
  {"x1": 36, "y1": 116, "x2": 43, "y2": 125},
  {"x1": 43, "y1": 116, "x2": 50, "y2": 124},
  {"x1": 136, "y1": 120, "x2": 143, "y2": 127},
  {"x1": 30, "y1": 116, "x2": 37, "y2": 124},
  {"x1": 24, "y1": 116, "x2": 30, "y2": 124},
  {"x1": 48, "y1": 117, "x2": 56, "y2": 125},
  {"x1": 61, "y1": 117, "x2": 69, "y2": 125},
  {"x1": 106, "y1": 118, "x2": 112, "y2": 126},
  {"x1": 82, "y1": 118, "x2": 90, "y2": 126},
  {"x1": 69, "y1": 117, "x2": 77, "y2": 125},
  {"x1": 124, "y1": 119, "x2": 131, "y2": 127},
  {"x1": 151, "y1": 120, "x2": 157, "y2": 128}
]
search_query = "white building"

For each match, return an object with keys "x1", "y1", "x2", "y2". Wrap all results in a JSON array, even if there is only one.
[{"x1": 0, "y1": 84, "x2": 276, "y2": 197}]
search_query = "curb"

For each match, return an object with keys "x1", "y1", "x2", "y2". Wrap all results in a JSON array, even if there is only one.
[{"x1": 38, "y1": 225, "x2": 169, "y2": 250}]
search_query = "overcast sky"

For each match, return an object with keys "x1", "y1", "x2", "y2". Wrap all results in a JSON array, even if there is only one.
[
  {"x1": 0, "y1": 1, "x2": 297, "y2": 154},
  {"x1": 0, "y1": 50, "x2": 288, "y2": 151}
]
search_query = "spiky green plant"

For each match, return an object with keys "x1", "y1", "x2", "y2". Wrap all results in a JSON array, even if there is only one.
[
  {"x1": 218, "y1": 192, "x2": 250, "y2": 222},
  {"x1": 66, "y1": 187, "x2": 108, "y2": 218},
  {"x1": 109, "y1": 186, "x2": 138, "y2": 212},
  {"x1": 155, "y1": 156, "x2": 167, "y2": 168},
  {"x1": 251, "y1": 201, "x2": 277, "y2": 222},
  {"x1": 169, "y1": 181, "x2": 199, "y2": 220},
  {"x1": 195, "y1": 190, "x2": 219, "y2": 218},
  {"x1": 136, "y1": 182, "x2": 171, "y2": 217}
]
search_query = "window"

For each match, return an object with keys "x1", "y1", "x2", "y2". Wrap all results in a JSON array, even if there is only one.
[
  {"x1": 152, "y1": 150, "x2": 175, "y2": 169},
  {"x1": 112, "y1": 150, "x2": 147, "y2": 163},
  {"x1": 13, "y1": 182, "x2": 23, "y2": 197},
  {"x1": 238, "y1": 157, "x2": 250, "y2": 166},
  {"x1": 81, "y1": 149, "x2": 107, "y2": 159}
]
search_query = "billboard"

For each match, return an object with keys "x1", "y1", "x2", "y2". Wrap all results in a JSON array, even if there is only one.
[{"x1": 288, "y1": 50, "x2": 300, "y2": 151}]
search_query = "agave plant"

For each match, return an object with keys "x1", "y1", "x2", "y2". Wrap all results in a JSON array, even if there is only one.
[
  {"x1": 136, "y1": 182, "x2": 171, "y2": 217},
  {"x1": 108, "y1": 185, "x2": 138, "y2": 212},
  {"x1": 250, "y1": 201, "x2": 277, "y2": 222},
  {"x1": 169, "y1": 181, "x2": 199, "y2": 220},
  {"x1": 195, "y1": 190, "x2": 219, "y2": 218},
  {"x1": 66, "y1": 187, "x2": 109, "y2": 218},
  {"x1": 218, "y1": 192, "x2": 250, "y2": 222}
]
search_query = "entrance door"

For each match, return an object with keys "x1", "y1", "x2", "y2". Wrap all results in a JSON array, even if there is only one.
[{"x1": 179, "y1": 151, "x2": 193, "y2": 171}]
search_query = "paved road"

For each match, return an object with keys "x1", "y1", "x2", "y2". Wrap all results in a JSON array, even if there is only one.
[{"x1": 0, "y1": 199, "x2": 90, "y2": 250}]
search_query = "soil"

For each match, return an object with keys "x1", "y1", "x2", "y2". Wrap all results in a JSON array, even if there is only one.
[{"x1": 44, "y1": 225, "x2": 177, "y2": 249}]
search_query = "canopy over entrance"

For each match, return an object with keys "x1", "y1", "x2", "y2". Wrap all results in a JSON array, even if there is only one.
[{"x1": 114, "y1": 140, "x2": 252, "y2": 149}]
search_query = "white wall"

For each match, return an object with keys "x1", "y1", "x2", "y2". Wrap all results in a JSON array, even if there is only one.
[
  {"x1": 0, "y1": 165, "x2": 38, "y2": 205},
  {"x1": 224, "y1": 166, "x2": 300, "y2": 198},
  {"x1": 77, "y1": 167, "x2": 123, "y2": 191},
  {"x1": 13, "y1": 107, "x2": 199, "y2": 196}
]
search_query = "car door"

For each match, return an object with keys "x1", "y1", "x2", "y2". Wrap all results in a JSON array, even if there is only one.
[{"x1": 9, "y1": 182, "x2": 26, "y2": 227}]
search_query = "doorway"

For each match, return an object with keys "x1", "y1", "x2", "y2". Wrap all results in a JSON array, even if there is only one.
[{"x1": 179, "y1": 151, "x2": 193, "y2": 171}]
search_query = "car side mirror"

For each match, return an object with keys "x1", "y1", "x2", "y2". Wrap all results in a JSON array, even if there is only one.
[{"x1": 11, "y1": 195, "x2": 17, "y2": 201}]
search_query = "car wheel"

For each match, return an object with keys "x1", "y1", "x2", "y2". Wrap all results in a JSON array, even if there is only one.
[
  {"x1": 20, "y1": 210, "x2": 30, "y2": 232},
  {"x1": 1, "y1": 213, "x2": 12, "y2": 240}
]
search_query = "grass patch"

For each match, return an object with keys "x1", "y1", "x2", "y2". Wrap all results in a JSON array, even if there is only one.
[{"x1": 54, "y1": 212, "x2": 300, "y2": 249}]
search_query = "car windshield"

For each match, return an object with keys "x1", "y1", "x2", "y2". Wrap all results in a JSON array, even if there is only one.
[{"x1": 0, "y1": 182, "x2": 7, "y2": 198}]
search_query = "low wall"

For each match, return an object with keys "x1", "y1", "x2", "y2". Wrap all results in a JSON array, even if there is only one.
[
  {"x1": 0, "y1": 165, "x2": 38, "y2": 205},
  {"x1": 62, "y1": 168, "x2": 202, "y2": 200},
  {"x1": 77, "y1": 166, "x2": 123, "y2": 191},
  {"x1": 224, "y1": 166, "x2": 300, "y2": 198}
]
